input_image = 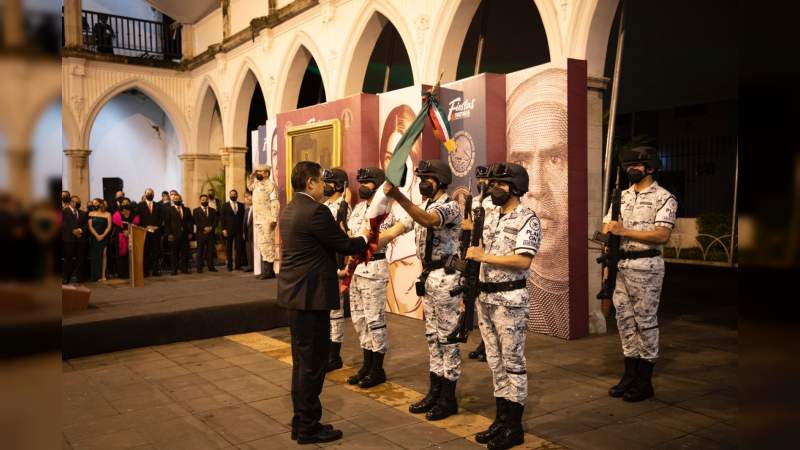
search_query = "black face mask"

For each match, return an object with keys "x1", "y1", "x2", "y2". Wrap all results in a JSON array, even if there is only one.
[
  {"x1": 201, "y1": 201, "x2": 209, "y2": 207},
  {"x1": 323, "y1": 185, "x2": 335, "y2": 197},
  {"x1": 62, "y1": 195, "x2": 70, "y2": 204},
  {"x1": 174, "y1": 200, "x2": 183, "y2": 206},
  {"x1": 87, "y1": 205, "x2": 96, "y2": 212},
  {"x1": 230, "y1": 196, "x2": 237, "y2": 202},
  {"x1": 145, "y1": 193, "x2": 154, "y2": 201},
  {"x1": 627, "y1": 168, "x2": 646, "y2": 183},
  {"x1": 255, "y1": 174, "x2": 264, "y2": 181},
  {"x1": 489, "y1": 187, "x2": 511, "y2": 207},
  {"x1": 358, "y1": 186, "x2": 374, "y2": 199},
  {"x1": 74, "y1": 201, "x2": 81, "y2": 209},
  {"x1": 419, "y1": 180, "x2": 436, "y2": 198}
]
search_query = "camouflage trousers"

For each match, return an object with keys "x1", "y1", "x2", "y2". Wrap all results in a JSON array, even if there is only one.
[
  {"x1": 254, "y1": 223, "x2": 275, "y2": 262},
  {"x1": 612, "y1": 267, "x2": 664, "y2": 362},
  {"x1": 350, "y1": 275, "x2": 388, "y2": 354},
  {"x1": 423, "y1": 272, "x2": 461, "y2": 381},
  {"x1": 477, "y1": 299, "x2": 529, "y2": 404},
  {"x1": 329, "y1": 291, "x2": 346, "y2": 344}
]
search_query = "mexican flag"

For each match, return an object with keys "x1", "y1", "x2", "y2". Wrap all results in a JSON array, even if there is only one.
[{"x1": 340, "y1": 85, "x2": 455, "y2": 292}]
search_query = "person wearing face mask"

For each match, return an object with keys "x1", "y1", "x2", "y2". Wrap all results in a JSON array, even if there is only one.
[
  {"x1": 602, "y1": 146, "x2": 677, "y2": 403},
  {"x1": 62, "y1": 195, "x2": 88, "y2": 284},
  {"x1": 164, "y1": 194, "x2": 194, "y2": 275},
  {"x1": 463, "y1": 163, "x2": 541, "y2": 450},
  {"x1": 278, "y1": 161, "x2": 370, "y2": 444},
  {"x1": 139, "y1": 187, "x2": 163, "y2": 277},
  {"x1": 377, "y1": 160, "x2": 463, "y2": 421},
  {"x1": 344, "y1": 167, "x2": 397, "y2": 388},
  {"x1": 247, "y1": 165, "x2": 280, "y2": 279},
  {"x1": 320, "y1": 167, "x2": 351, "y2": 372},
  {"x1": 193, "y1": 194, "x2": 219, "y2": 273},
  {"x1": 88, "y1": 198, "x2": 112, "y2": 282},
  {"x1": 221, "y1": 189, "x2": 246, "y2": 271}
]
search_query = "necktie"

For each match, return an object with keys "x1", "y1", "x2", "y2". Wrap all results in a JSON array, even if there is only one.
[
  {"x1": 177, "y1": 206, "x2": 183, "y2": 219},
  {"x1": 233, "y1": 202, "x2": 237, "y2": 214},
  {"x1": 148, "y1": 202, "x2": 152, "y2": 213}
]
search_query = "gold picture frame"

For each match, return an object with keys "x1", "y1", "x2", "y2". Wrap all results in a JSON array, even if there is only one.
[{"x1": 284, "y1": 118, "x2": 342, "y2": 201}]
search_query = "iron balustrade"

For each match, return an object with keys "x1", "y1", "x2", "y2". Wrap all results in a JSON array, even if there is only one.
[{"x1": 78, "y1": 9, "x2": 181, "y2": 60}]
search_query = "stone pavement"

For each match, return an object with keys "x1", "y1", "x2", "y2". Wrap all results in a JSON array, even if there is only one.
[{"x1": 63, "y1": 309, "x2": 736, "y2": 450}]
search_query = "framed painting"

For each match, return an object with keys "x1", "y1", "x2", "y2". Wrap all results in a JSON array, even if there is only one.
[{"x1": 284, "y1": 118, "x2": 342, "y2": 201}]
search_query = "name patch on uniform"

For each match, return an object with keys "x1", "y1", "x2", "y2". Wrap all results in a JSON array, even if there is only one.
[{"x1": 503, "y1": 227, "x2": 519, "y2": 234}]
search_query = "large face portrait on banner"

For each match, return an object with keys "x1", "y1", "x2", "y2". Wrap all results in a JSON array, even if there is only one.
[
  {"x1": 507, "y1": 69, "x2": 570, "y2": 339},
  {"x1": 284, "y1": 119, "x2": 341, "y2": 201}
]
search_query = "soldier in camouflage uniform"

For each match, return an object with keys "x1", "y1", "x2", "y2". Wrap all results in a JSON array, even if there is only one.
[
  {"x1": 380, "y1": 160, "x2": 463, "y2": 421},
  {"x1": 603, "y1": 146, "x2": 677, "y2": 403},
  {"x1": 465, "y1": 163, "x2": 541, "y2": 450},
  {"x1": 321, "y1": 168, "x2": 350, "y2": 372},
  {"x1": 247, "y1": 164, "x2": 280, "y2": 279},
  {"x1": 345, "y1": 167, "x2": 395, "y2": 388}
]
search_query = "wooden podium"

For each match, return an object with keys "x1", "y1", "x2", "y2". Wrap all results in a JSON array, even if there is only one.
[{"x1": 128, "y1": 224, "x2": 147, "y2": 287}]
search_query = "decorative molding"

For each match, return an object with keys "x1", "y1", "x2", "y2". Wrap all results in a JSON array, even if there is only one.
[
  {"x1": 320, "y1": 0, "x2": 335, "y2": 24},
  {"x1": 178, "y1": 153, "x2": 222, "y2": 161},
  {"x1": 414, "y1": 14, "x2": 430, "y2": 58}
]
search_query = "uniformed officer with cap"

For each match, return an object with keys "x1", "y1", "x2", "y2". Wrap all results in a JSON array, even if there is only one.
[
  {"x1": 603, "y1": 146, "x2": 677, "y2": 402},
  {"x1": 321, "y1": 167, "x2": 351, "y2": 372},
  {"x1": 345, "y1": 167, "x2": 395, "y2": 388},
  {"x1": 247, "y1": 164, "x2": 280, "y2": 279},
  {"x1": 379, "y1": 160, "x2": 463, "y2": 420},
  {"x1": 465, "y1": 162, "x2": 541, "y2": 450}
]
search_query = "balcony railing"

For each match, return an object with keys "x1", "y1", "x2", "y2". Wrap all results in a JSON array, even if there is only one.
[{"x1": 77, "y1": 9, "x2": 181, "y2": 61}]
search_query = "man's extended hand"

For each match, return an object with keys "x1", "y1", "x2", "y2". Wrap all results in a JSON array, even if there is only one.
[
  {"x1": 465, "y1": 244, "x2": 485, "y2": 262},
  {"x1": 383, "y1": 181, "x2": 399, "y2": 198},
  {"x1": 606, "y1": 220, "x2": 626, "y2": 237}
]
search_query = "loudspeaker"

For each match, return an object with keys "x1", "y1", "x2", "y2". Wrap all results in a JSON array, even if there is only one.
[{"x1": 102, "y1": 177, "x2": 123, "y2": 204}]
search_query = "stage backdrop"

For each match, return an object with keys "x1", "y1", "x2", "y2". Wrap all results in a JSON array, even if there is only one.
[{"x1": 504, "y1": 60, "x2": 588, "y2": 340}]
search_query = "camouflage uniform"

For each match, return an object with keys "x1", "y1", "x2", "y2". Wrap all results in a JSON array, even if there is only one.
[
  {"x1": 347, "y1": 201, "x2": 394, "y2": 353},
  {"x1": 324, "y1": 198, "x2": 350, "y2": 344},
  {"x1": 399, "y1": 195, "x2": 463, "y2": 380},
  {"x1": 249, "y1": 177, "x2": 280, "y2": 263},
  {"x1": 603, "y1": 181, "x2": 677, "y2": 362},
  {"x1": 477, "y1": 203, "x2": 541, "y2": 404}
]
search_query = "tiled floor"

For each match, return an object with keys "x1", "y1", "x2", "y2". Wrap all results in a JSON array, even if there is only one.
[{"x1": 63, "y1": 310, "x2": 736, "y2": 450}]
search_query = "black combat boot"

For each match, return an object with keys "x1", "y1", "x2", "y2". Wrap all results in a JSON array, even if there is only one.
[
  {"x1": 265, "y1": 262, "x2": 276, "y2": 279},
  {"x1": 409, "y1": 372, "x2": 442, "y2": 414},
  {"x1": 488, "y1": 400, "x2": 524, "y2": 450},
  {"x1": 608, "y1": 357, "x2": 639, "y2": 397},
  {"x1": 347, "y1": 349, "x2": 373, "y2": 385},
  {"x1": 468, "y1": 341, "x2": 485, "y2": 359},
  {"x1": 325, "y1": 342, "x2": 343, "y2": 372},
  {"x1": 358, "y1": 351, "x2": 386, "y2": 388},
  {"x1": 426, "y1": 378, "x2": 458, "y2": 420},
  {"x1": 624, "y1": 359, "x2": 655, "y2": 402},
  {"x1": 476, "y1": 397, "x2": 508, "y2": 444}
]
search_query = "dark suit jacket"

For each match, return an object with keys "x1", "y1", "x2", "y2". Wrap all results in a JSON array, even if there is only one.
[
  {"x1": 164, "y1": 205, "x2": 194, "y2": 239},
  {"x1": 62, "y1": 207, "x2": 88, "y2": 243},
  {"x1": 221, "y1": 201, "x2": 245, "y2": 235},
  {"x1": 138, "y1": 201, "x2": 162, "y2": 229},
  {"x1": 244, "y1": 207, "x2": 254, "y2": 242},
  {"x1": 278, "y1": 193, "x2": 367, "y2": 311},
  {"x1": 193, "y1": 206, "x2": 218, "y2": 237}
]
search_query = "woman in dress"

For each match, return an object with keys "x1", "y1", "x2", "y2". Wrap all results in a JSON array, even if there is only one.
[
  {"x1": 88, "y1": 198, "x2": 112, "y2": 281},
  {"x1": 112, "y1": 199, "x2": 140, "y2": 279}
]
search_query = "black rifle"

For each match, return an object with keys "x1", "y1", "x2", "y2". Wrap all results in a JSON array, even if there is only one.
[
  {"x1": 596, "y1": 178, "x2": 621, "y2": 300},
  {"x1": 335, "y1": 182, "x2": 349, "y2": 269},
  {"x1": 458, "y1": 194, "x2": 473, "y2": 258},
  {"x1": 445, "y1": 192, "x2": 485, "y2": 343}
]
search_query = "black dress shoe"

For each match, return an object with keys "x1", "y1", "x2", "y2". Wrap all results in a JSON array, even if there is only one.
[
  {"x1": 291, "y1": 423, "x2": 333, "y2": 440},
  {"x1": 296, "y1": 427, "x2": 342, "y2": 444}
]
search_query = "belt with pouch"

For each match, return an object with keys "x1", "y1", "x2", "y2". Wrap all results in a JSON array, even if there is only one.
[
  {"x1": 619, "y1": 249, "x2": 661, "y2": 260},
  {"x1": 478, "y1": 279, "x2": 527, "y2": 293},
  {"x1": 423, "y1": 256, "x2": 455, "y2": 274}
]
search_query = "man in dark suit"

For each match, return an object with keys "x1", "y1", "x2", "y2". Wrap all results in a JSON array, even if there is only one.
[
  {"x1": 193, "y1": 194, "x2": 218, "y2": 273},
  {"x1": 62, "y1": 195, "x2": 88, "y2": 284},
  {"x1": 138, "y1": 187, "x2": 163, "y2": 276},
  {"x1": 278, "y1": 161, "x2": 370, "y2": 444},
  {"x1": 221, "y1": 189, "x2": 245, "y2": 271},
  {"x1": 164, "y1": 193, "x2": 193, "y2": 275}
]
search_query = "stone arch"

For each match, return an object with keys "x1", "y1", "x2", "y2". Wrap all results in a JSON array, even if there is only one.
[
  {"x1": 429, "y1": 0, "x2": 562, "y2": 83},
  {"x1": 81, "y1": 78, "x2": 190, "y2": 152},
  {"x1": 62, "y1": 100, "x2": 81, "y2": 150},
  {"x1": 194, "y1": 76, "x2": 225, "y2": 154},
  {"x1": 276, "y1": 32, "x2": 331, "y2": 113},
  {"x1": 338, "y1": 1, "x2": 418, "y2": 96},
  {"x1": 583, "y1": 0, "x2": 620, "y2": 77},
  {"x1": 228, "y1": 57, "x2": 268, "y2": 147}
]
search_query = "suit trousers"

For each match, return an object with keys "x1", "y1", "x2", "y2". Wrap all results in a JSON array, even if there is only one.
[
  {"x1": 144, "y1": 231, "x2": 160, "y2": 275},
  {"x1": 170, "y1": 235, "x2": 190, "y2": 273},
  {"x1": 289, "y1": 309, "x2": 331, "y2": 433},
  {"x1": 62, "y1": 239, "x2": 87, "y2": 283},
  {"x1": 196, "y1": 234, "x2": 215, "y2": 269},
  {"x1": 225, "y1": 233, "x2": 244, "y2": 269}
]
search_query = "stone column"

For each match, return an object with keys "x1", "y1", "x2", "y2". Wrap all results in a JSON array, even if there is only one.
[
  {"x1": 63, "y1": 149, "x2": 91, "y2": 202},
  {"x1": 62, "y1": 0, "x2": 84, "y2": 49},
  {"x1": 587, "y1": 77, "x2": 609, "y2": 335},
  {"x1": 5, "y1": 148, "x2": 31, "y2": 202},
  {"x1": 221, "y1": 147, "x2": 247, "y2": 198}
]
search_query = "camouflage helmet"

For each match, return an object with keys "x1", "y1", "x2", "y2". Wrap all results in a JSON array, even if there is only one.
[
  {"x1": 415, "y1": 159, "x2": 452, "y2": 186},
  {"x1": 620, "y1": 146, "x2": 662, "y2": 170}
]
